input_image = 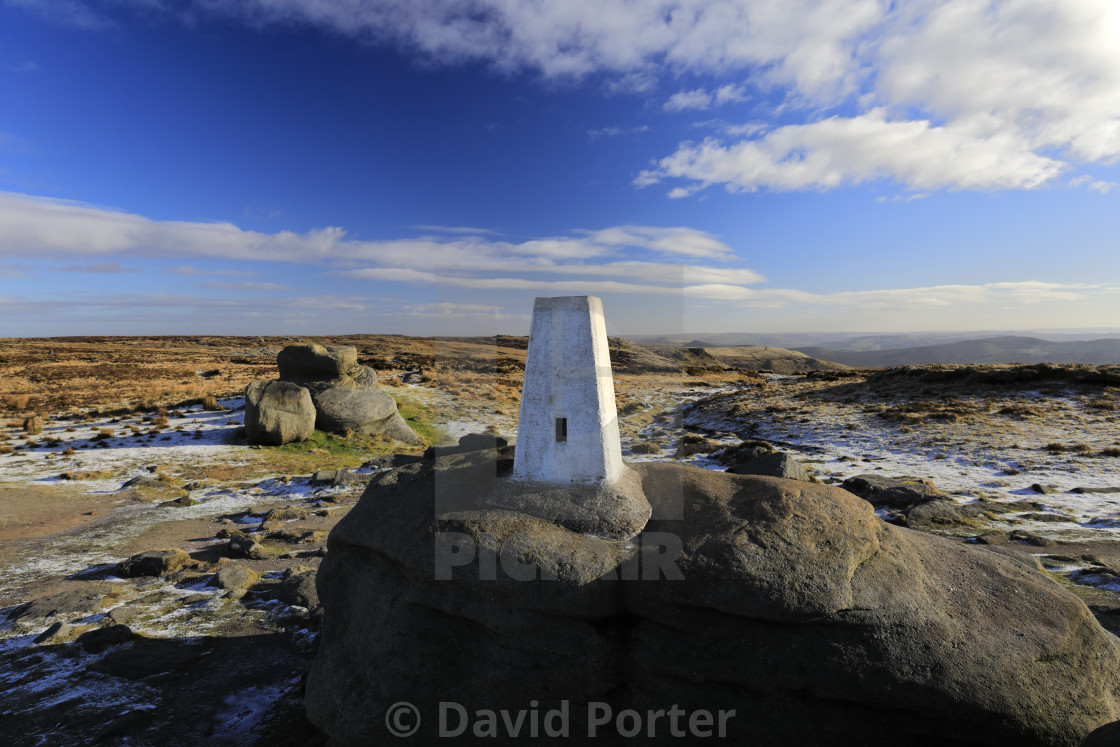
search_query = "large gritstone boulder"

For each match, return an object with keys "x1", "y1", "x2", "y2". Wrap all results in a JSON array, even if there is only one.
[
  {"x1": 277, "y1": 344, "x2": 358, "y2": 384},
  {"x1": 274, "y1": 344, "x2": 422, "y2": 445},
  {"x1": 306, "y1": 458, "x2": 1120, "y2": 746},
  {"x1": 244, "y1": 379, "x2": 315, "y2": 445},
  {"x1": 312, "y1": 387, "x2": 421, "y2": 444}
]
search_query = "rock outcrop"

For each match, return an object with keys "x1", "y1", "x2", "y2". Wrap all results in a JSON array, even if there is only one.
[
  {"x1": 243, "y1": 379, "x2": 315, "y2": 446},
  {"x1": 726, "y1": 450, "x2": 809, "y2": 481},
  {"x1": 306, "y1": 457, "x2": 1120, "y2": 746},
  {"x1": 258, "y1": 344, "x2": 422, "y2": 444},
  {"x1": 116, "y1": 549, "x2": 190, "y2": 578},
  {"x1": 277, "y1": 344, "x2": 358, "y2": 384},
  {"x1": 841, "y1": 473, "x2": 947, "y2": 508}
]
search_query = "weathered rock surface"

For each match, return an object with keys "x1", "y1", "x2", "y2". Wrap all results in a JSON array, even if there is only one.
[
  {"x1": 228, "y1": 534, "x2": 264, "y2": 559},
  {"x1": 89, "y1": 640, "x2": 204, "y2": 680},
  {"x1": 277, "y1": 344, "x2": 357, "y2": 384},
  {"x1": 307, "y1": 459, "x2": 1120, "y2": 746},
  {"x1": 209, "y1": 565, "x2": 259, "y2": 591},
  {"x1": 841, "y1": 473, "x2": 947, "y2": 507},
  {"x1": 106, "y1": 606, "x2": 143, "y2": 625},
  {"x1": 7, "y1": 586, "x2": 109, "y2": 622},
  {"x1": 424, "y1": 432, "x2": 513, "y2": 459},
  {"x1": 77, "y1": 624, "x2": 138, "y2": 653},
  {"x1": 272, "y1": 570, "x2": 319, "y2": 612},
  {"x1": 116, "y1": 549, "x2": 190, "y2": 578},
  {"x1": 896, "y1": 498, "x2": 1017, "y2": 529},
  {"x1": 361, "y1": 453, "x2": 425, "y2": 470},
  {"x1": 33, "y1": 621, "x2": 73, "y2": 644},
  {"x1": 726, "y1": 451, "x2": 809, "y2": 481},
  {"x1": 243, "y1": 379, "x2": 315, "y2": 446},
  {"x1": 311, "y1": 385, "x2": 394, "y2": 429},
  {"x1": 117, "y1": 475, "x2": 189, "y2": 501}
]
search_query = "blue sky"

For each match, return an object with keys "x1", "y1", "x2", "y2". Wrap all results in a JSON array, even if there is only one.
[{"x1": 1, "y1": 0, "x2": 1118, "y2": 337}]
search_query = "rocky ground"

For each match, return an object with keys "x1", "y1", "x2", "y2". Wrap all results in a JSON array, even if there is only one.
[
  {"x1": 668, "y1": 365, "x2": 1120, "y2": 633},
  {"x1": 2, "y1": 351, "x2": 1119, "y2": 744}
]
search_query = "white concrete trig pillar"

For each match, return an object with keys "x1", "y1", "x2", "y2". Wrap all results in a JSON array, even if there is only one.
[{"x1": 513, "y1": 296, "x2": 624, "y2": 485}]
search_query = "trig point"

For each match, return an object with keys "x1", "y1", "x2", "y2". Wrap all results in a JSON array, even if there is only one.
[{"x1": 514, "y1": 295, "x2": 625, "y2": 484}]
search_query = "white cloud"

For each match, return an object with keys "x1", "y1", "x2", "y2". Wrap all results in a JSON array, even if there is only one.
[
  {"x1": 0, "y1": 190, "x2": 756, "y2": 295},
  {"x1": 586, "y1": 125, "x2": 651, "y2": 139},
  {"x1": 875, "y1": 0, "x2": 1120, "y2": 164},
  {"x1": 637, "y1": 109, "x2": 1065, "y2": 193},
  {"x1": 663, "y1": 84, "x2": 746, "y2": 112},
  {"x1": 714, "y1": 84, "x2": 747, "y2": 106},
  {"x1": 167, "y1": 265, "x2": 254, "y2": 276},
  {"x1": 728, "y1": 281, "x2": 1106, "y2": 310},
  {"x1": 55, "y1": 261, "x2": 139, "y2": 273},
  {"x1": 580, "y1": 225, "x2": 733, "y2": 258},
  {"x1": 664, "y1": 89, "x2": 715, "y2": 112},
  {"x1": 0, "y1": 191, "x2": 744, "y2": 267},
  {"x1": 344, "y1": 267, "x2": 687, "y2": 296},
  {"x1": 603, "y1": 71, "x2": 657, "y2": 95},
  {"x1": 1090, "y1": 180, "x2": 1117, "y2": 195},
  {"x1": 178, "y1": 0, "x2": 881, "y2": 98},
  {"x1": 410, "y1": 224, "x2": 500, "y2": 235},
  {"x1": 203, "y1": 281, "x2": 295, "y2": 291},
  {"x1": 394, "y1": 302, "x2": 529, "y2": 320},
  {"x1": 724, "y1": 122, "x2": 768, "y2": 137}
]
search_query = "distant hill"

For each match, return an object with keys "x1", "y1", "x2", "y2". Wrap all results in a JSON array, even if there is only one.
[
  {"x1": 607, "y1": 340, "x2": 847, "y2": 374},
  {"x1": 696, "y1": 346, "x2": 848, "y2": 374},
  {"x1": 628, "y1": 332, "x2": 825, "y2": 348},
  {"x1": 608, "y1": 340, "x2": 726, "y2": 373},
  {"x1": 793, "y1": 336, "x2": 1120, "y2": 367},
  {"x1": 627, "y1": 329, "x2": 1120, "y2": 351}
]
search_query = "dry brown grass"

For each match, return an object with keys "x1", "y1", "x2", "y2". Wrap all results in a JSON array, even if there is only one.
[
  {"x1": 422, "y1": 366, "x2": 523, "y2": 406},
  {"x1": 1046, "y1": 442, "x2": 1094, "y2": 454},
  {"x1": 675, "y1": 433, "x2": 720, "y2": 457},
  {"x1": 998, "y1": 403, "x2": 1044, "y2": 418},
  {"x1": 876, "y1": 399, "x2": 983, "y2": 424},
  {"x1": 22, "y1": 415, "x2": 42, "y2": 435}
]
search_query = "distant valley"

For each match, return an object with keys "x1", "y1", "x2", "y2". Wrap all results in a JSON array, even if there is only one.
[{"x1": 792, "y1": 336, "x2": 1120, "y2": 367}]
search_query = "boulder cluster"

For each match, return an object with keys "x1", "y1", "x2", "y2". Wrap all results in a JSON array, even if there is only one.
[{"x1": 244, "y1": 344, "x2": 421, "y2": 446}]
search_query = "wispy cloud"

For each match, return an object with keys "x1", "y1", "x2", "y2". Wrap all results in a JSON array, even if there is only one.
[
  {"x1": 1089, "y1": 181, "x2": 1117, "y2": 195},
  {"x1": 411, "y1": 225, "x2": 500, "y2": 235},
  {"x1": 5, "y1": 61, "x2": 39, "y2": 73},
  {"x1": 0, "y1": 189, "x2": 740, "y2": 266},
  {"x1": 203, "y1": 281, "x2": 295, "y2": 291},
  {"x1": 664, "y1": 84, "x2": 746, "y2": 112},
  {"x1": 723, "y1": 281, "x2": 1113, "y2": 311},
  {"x1": 0, "y1": 190, "x2": 763, "y2": 298},
  {"x1": 166, "y1": 265, "x2": 255, "y2": 277},
  {"x1": 586, "y1": 125, "x2": 651, "y2": 139},
  {"x1": 55, "y1": 261, "x2": 139, "y2": 273},
  {"x1": 0, "y1": 260, "x2": 34, "y2": 278},
  {"x1": 3, "y1": 0, "x2": 112, "y2": 29},
  {"x1": 243, "y1": 205, "x2": 283, "y2": 220},
  {"x1": 392, "y1": 302, "x2": 528, "y2": 320}
]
